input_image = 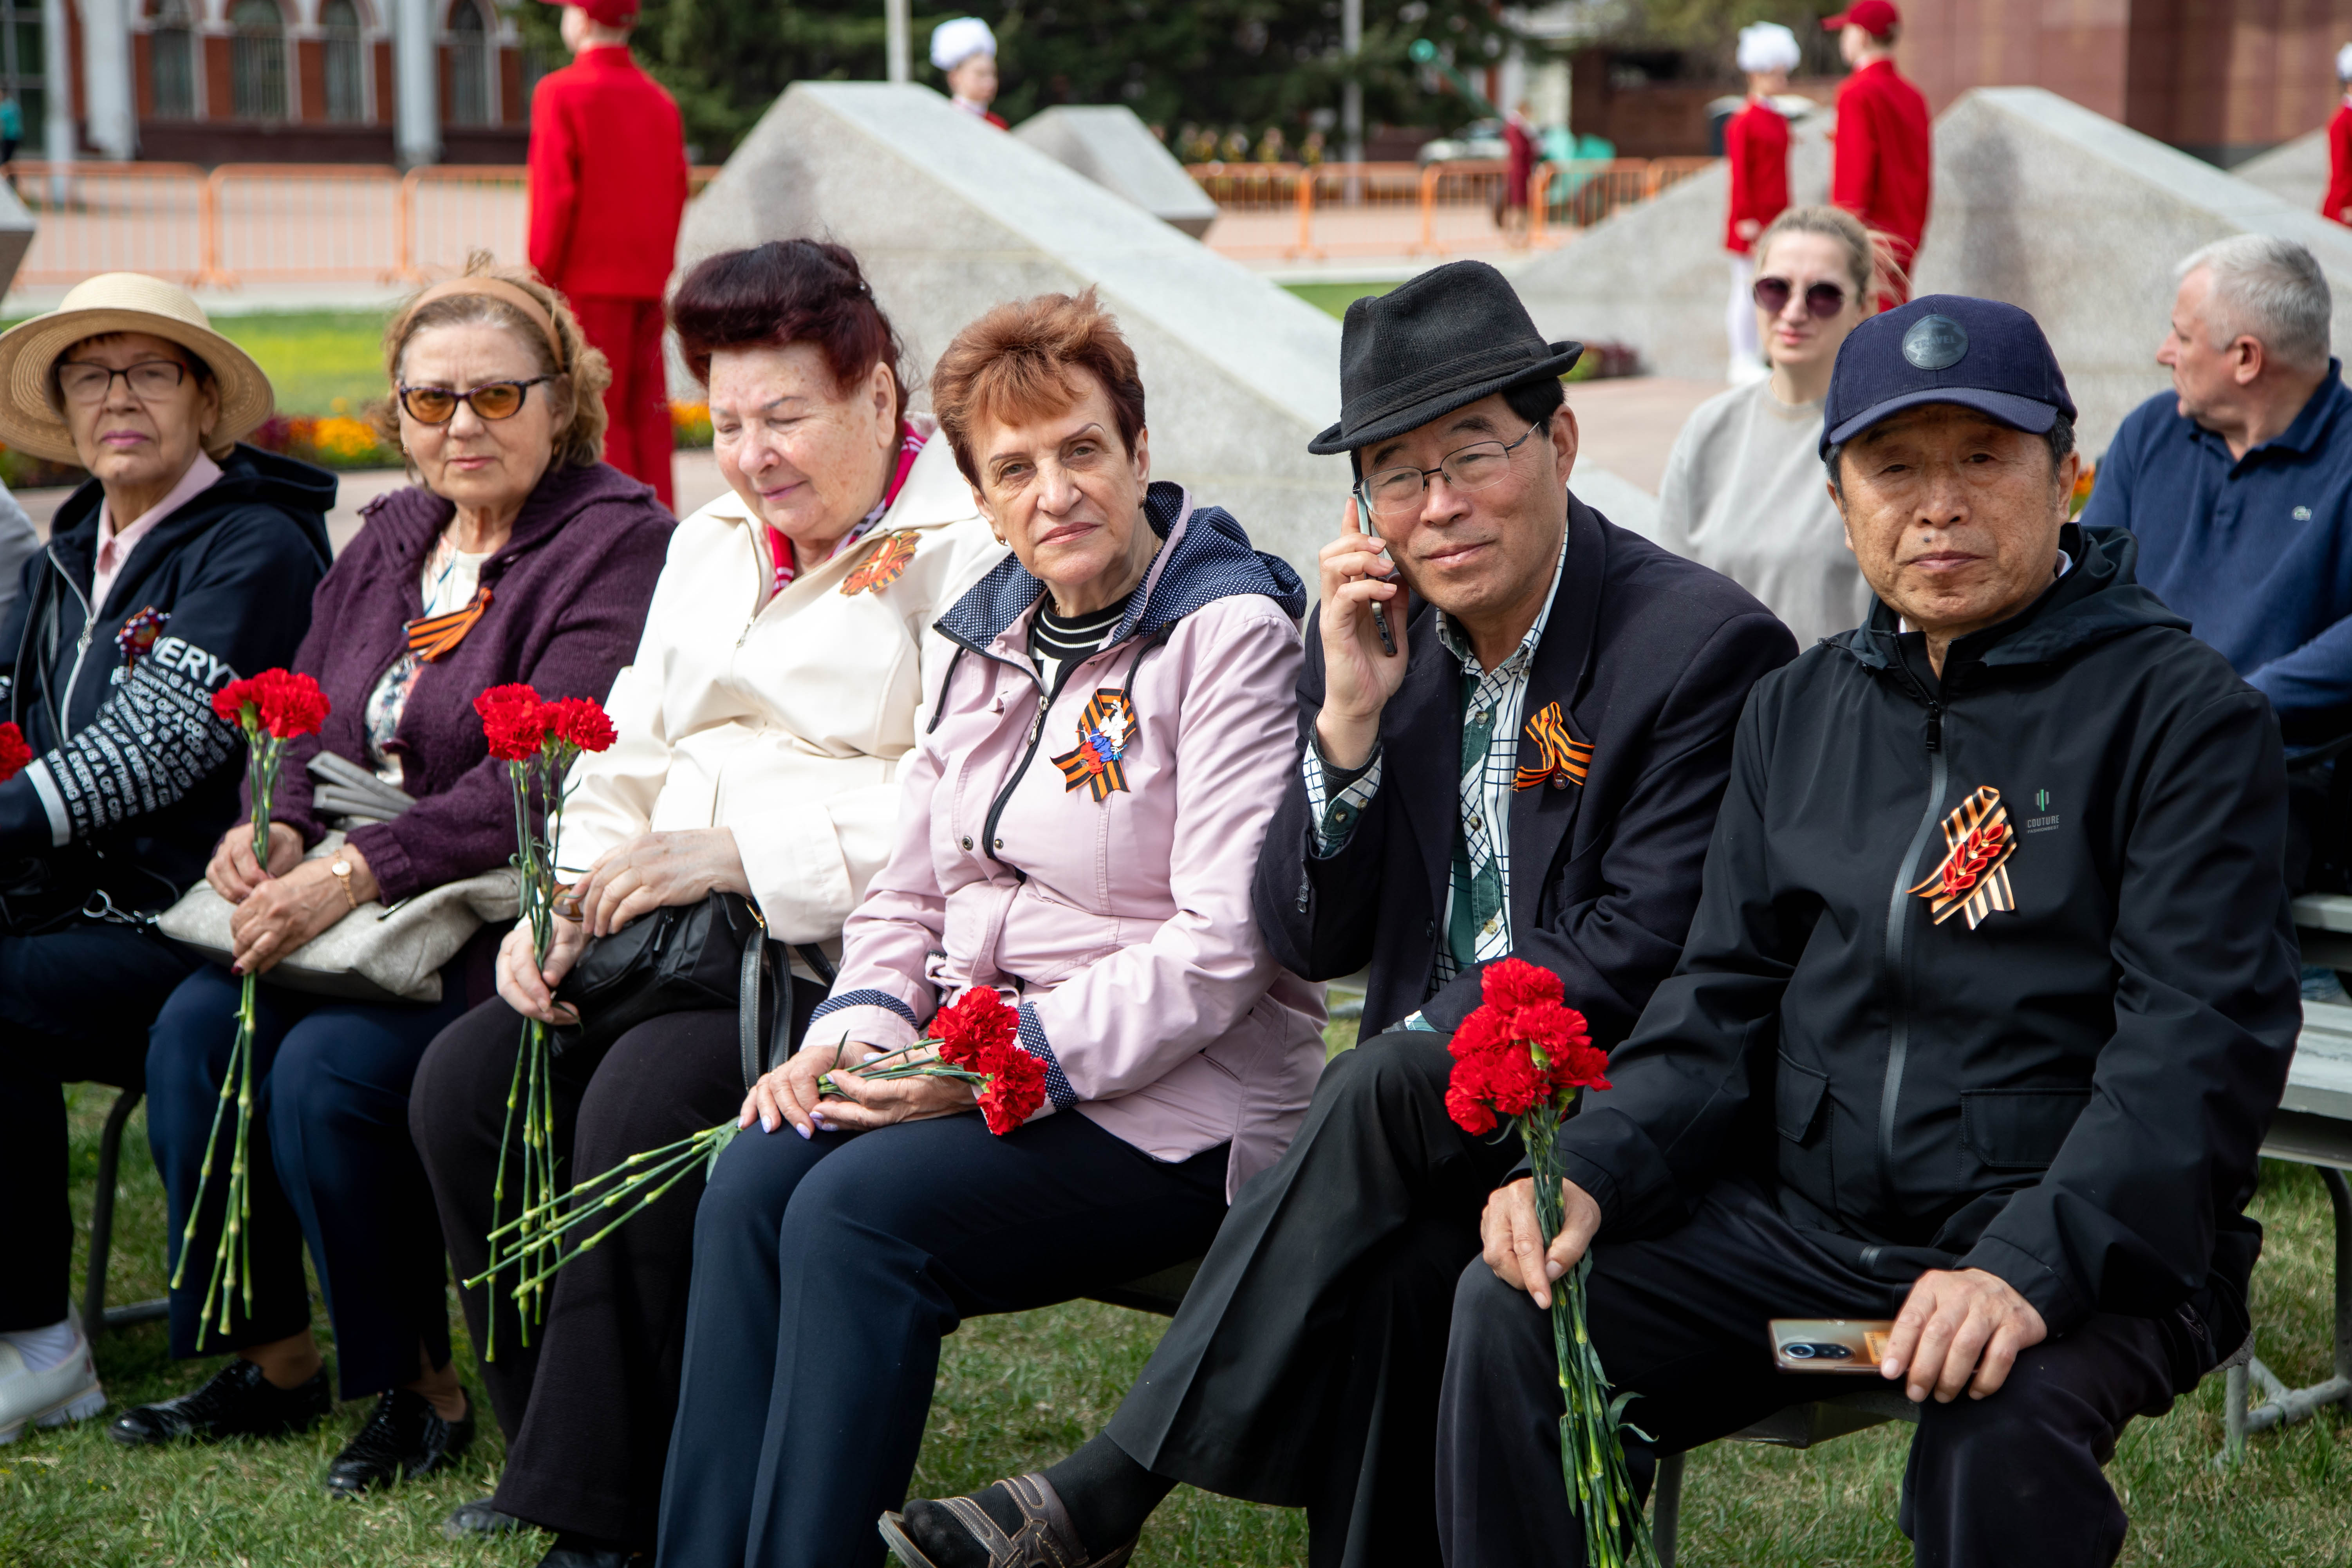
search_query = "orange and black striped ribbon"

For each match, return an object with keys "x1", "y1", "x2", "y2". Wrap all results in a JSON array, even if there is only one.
[
  {"x1": 406, "y1": 586, "x2": 492, "y2": 663},
  {"x1": 1514, "y1": 700, "x2": 1593, "y2": 791},
  {"x1": 1052, "y1": 691, "x2": 1135, "y2": 800},
  {"x1": 1908, "y1": 784, "x2": 2017, "y2": 929}
]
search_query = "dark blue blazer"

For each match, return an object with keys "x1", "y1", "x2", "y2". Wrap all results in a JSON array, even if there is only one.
[{"x1": 1252, "y1": 494, "x2": 1799, "y2": 1045}]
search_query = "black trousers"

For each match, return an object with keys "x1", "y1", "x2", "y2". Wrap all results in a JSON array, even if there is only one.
[
  {"x1": 1102, "y1": 1030, "x2": 1523, "y2": 1568},
  {"x1": 658, "y1": 1107, "x2": 1229, "y2": 1568},
  {"x1": 147, "y1": 965, "x2": 464, "y2": 1395},
  {"x1": 1438, "y1": 1178, "x2": 2210, "y2": 1568},
  {"x1": 0, "y1": 921, "x2": 197, "y2": 1331},
  {"x1": 409, "y1": 997, "x2": 800, "y2": 1547}
]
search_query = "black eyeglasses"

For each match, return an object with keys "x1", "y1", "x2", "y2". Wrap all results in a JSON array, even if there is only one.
[
  {"x1": 1357, "y1": 419, "x2": 1546, "y2": 523},
  {"x1": 397, "y1": 376, "x2": 553, "y2": 425},
  {"x1": 57, "y1": 359, "x2": 190, "y2": 405},
  {"x1": 1752, "y1": 276, "x2": 1851, "y2": 318}
]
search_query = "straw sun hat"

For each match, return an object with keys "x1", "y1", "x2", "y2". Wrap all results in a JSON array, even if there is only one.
[{"x1": 0, "y1": 272, "x2": 275, "y2": 466}]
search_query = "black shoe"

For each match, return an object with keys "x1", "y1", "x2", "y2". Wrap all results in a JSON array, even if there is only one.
[
  {"x1": 537, "y1": 1536, "x2": 649, "y2": 1568},
  {"x1": 323, "y1": 1387, "x2": 476, "y2": 1496},
  {"x1": 446, "y1": 1497, "x2": 530, "y2": 1540},
  {"x1": 109, "y1": 1359, "x2": 331, "y2": 1446}
]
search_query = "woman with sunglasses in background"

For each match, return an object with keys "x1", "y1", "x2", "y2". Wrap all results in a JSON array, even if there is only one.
[
  {"x1": 128, "y1": 257, "x2": 671, "y2": 1495},
  {"x1": 1657, "y1": 204, "x2": 1881, "y2": 647}
]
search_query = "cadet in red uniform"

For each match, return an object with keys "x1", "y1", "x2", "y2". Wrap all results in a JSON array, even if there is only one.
[
  {"x1": 2327, "y1": 45, "x2": 2352, "y2": 228},
  {"x1": 1723, "y1": 22, "x2": 1798, "y2": 381},
  {"x1": 932, "y1": 17, "x2": 1007, "y2": 129},
  {"x1": 1824, "y1": 0, "x2": 1929, "y2": 309},
  {"x1": 528, "y1": 0, "x2": 689, "y2": 508}
]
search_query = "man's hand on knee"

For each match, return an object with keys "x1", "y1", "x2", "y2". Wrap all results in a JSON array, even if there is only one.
[
  {"x1": 1882, "y1": 1268, "x2": 2048, "y2": 1404},
  {"x1": 1480, "y1": 1177, "x2": 1602, "y2": 1309}
]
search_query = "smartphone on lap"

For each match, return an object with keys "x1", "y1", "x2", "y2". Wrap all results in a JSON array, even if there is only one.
[{"x1": 1768, "y1": 1318, "x2": 1895, "y2": 1374}]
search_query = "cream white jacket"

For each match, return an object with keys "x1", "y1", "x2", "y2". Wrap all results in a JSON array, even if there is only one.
[{"x1": 558, "y1": 435, "x2": 1007, "y2": 951}]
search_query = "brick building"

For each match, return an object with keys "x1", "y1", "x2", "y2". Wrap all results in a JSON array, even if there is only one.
[{"x1": 31, "y1": 0, "x2": 532, "y2": 168}]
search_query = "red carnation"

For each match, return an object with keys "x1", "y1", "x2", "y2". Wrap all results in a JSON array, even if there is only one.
[
  {"x1": 213, "y1": 668, "x2": 329, "y2": 739},
  {"x1": 544, "y1": 696, "x2": 618, "y2": 755},
  {"x1": 930, "y1": 986, "x2": 1019, "y2": 1070},
  {"x1": 0, "y1": 722, "x2": 31, "y2": 782},
  {"x1": 975, "y1": 1042, "x2": 1048, "y2": 1135},
  {"x1": 1481, "y1": 956, "x2": 1564, "y2": 1013},
  {"x1": 475, "y1": 683, "x2": 547, "y2": 762}
]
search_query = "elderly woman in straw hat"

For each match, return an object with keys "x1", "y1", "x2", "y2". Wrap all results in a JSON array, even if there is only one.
[
  {"x1": 0, "y1": 273, "x2": 335, "y2": 1447},
  {"x1": 116, "y1": 255, "x2": 671, "y2": 1498}
]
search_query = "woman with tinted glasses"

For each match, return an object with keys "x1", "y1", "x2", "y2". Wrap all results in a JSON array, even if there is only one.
[
  {"x1": 1658, "y1": 204, "x2": 1881, "y2": 646},
  {"x1": 127, "y1": 257, "x2": 671, "y2": 1497}
]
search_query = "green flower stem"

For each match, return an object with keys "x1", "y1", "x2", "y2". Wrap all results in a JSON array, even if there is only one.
[{"x1": 494, "y1": 1127, "x2": 730, "y2": 1297}]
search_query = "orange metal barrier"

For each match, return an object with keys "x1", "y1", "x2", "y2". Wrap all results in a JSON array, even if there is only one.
[
  {"x1": 7, "y1": 161, "x2": 730, "y2": 291},
  {"x1": 1189, "y1": 154, "x2": 1719, "y2": 260}
]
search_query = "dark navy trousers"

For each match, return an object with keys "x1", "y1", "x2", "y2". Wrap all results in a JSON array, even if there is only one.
[
  {"x1": 146, "y1": 963, "x2": 464, "y2": 1398},
  {"x1": 658, "y1": 1108, "x2": 1230, "y2": 1568},
  {"x1": 0, "y1": 921, "x2": 197, "y2": 1331}
]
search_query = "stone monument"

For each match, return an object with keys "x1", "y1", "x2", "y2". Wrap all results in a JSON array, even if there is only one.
[
  {"x1": 2238, "y1": 127, "x2": 2330, "y2": 219},
  {"x1": 1914, "y1": 88, "x2": 2352, "y2": 450},
  {"x1": 1013, "y1": 106, "x2": 1221, "y2": 238},
  {"x1": 677, "y1": 82, "x2": 1346, "y2": 573}
]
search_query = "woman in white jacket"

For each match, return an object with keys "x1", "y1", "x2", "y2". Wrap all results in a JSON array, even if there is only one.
[{"x1": 408, "y1": 241, "x2": 1003, "y2": 1568}]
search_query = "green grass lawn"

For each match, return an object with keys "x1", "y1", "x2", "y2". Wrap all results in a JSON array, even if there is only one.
[
  {"x1": 0, "y1": 311, "x2": 393, "y2": 420},
  {"x1": 1280, "y1": 281, "x2": 1395, "y2": 320},
  {"x1": 5, "y1": 1023, "x2": 2345, "y2": 1566}
]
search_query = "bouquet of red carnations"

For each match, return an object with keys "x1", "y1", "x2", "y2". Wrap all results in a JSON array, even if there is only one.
[
  {"x1": 471, "y1": 987, "x2": 1047, "y2": 1304},
  {"x1": 472, "y1": 683, "x2": 616, "y2": 1355},
  {"x1": 1445, "y1": 957, "x2": 1656, "y2": 1568},
  {"x1": 172, "y1": 669, "x2": 331, "y2": 1341}
]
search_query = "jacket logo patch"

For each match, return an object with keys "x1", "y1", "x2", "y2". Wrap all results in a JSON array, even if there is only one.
[
  {"x1": 1514, "y1": 700, "x2": 1591, "y2": 791},
  {"x1": 1911, "y1": 784, "x2": 2017, "y2": 929},
  {"x1": 1053, "y1": 690, "x2": 1134, "y2": 800},
  {"x1": 114, "y1": 605, "x2": 168, "y2": 668},
  {"x1": 840, "y1": 530, "x2": 918, "y2": 596}
]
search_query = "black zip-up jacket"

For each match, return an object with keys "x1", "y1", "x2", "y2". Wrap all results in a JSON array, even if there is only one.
[
  {"x1": 1554, "y1": 524, "x2": 2300, "y2": 1342},
  {"x1": 0, "y1": 445, "x2": 335, "y2": 910}
]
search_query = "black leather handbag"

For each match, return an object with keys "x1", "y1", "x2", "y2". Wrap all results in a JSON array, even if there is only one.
[{"x1": 550, "y1": 891, "x2": 836, "y2": 1090}]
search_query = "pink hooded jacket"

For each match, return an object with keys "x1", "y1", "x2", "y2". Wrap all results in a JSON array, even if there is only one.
[{"x1": 809, "y1": 484, "x2": 1327, "y2": 1198}]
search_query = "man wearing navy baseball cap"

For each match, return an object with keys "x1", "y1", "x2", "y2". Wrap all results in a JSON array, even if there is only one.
[{"x1": 1438, "y1": 296, "x2": 2300, "y2": 1566}]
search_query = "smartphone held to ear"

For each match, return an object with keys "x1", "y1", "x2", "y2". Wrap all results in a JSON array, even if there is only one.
[{"x1": 1769, "y1": 1318, "x2": 1895, "y2": 1374}]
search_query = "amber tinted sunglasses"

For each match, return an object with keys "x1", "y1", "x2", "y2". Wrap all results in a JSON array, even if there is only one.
[
  {"x1": 1752, "y1": 276, "x2": 1850, "y2": 318},
  {"x1": 397, "y1": 375, "x2": 553, "y2": 425}
]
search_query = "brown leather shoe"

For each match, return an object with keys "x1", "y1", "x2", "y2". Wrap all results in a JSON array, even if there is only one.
[{"x1": 880, "y1": 1473, "x2": 1137, "y2": 1568}]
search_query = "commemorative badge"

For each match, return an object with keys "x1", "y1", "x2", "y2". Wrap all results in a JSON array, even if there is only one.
[
  {"x1": 1909, "y1": 784, "x2": 2018, "y2": 929},
  {"x1": 1514, "y1": 700, "x2": 1593, "y2": 791},
  {"x1": 114, "y1": 605, "x2": 169, "y2": 669},
  {"x1": 840, "y1": 530, "x2": 918, "y2": 596},
  {"x1": 1052, "y1": 690, "x2": 1136, "y2": 800}
]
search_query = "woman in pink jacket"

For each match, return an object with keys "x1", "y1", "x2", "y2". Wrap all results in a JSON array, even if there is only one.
[{"x1": 657, "y1": 291, "x2": 1326, "y2": 1568}]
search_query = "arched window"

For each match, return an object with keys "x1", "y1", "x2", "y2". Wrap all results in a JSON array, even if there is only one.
[
  {"x1": 446, "y1": 0, "x2": 490, "y2": 126},
  {"x1": 150, "y1": 0, "x2": 195, "y2": 118},
  {"x1": 228, "y1": 0, "x2": 286, "y2": 121},
  {"x1": 321, "y1": 0, "x2": 363, "y2": 122}
]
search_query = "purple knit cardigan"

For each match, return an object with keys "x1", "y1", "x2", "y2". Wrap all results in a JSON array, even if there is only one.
[{"x1": 257, "y1": 459, "x2": 673, "y2": 904}]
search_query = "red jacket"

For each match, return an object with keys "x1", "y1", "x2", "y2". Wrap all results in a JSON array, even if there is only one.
[
  {"x1": 1831, "y1": 59, "x2": 1931, "y2": 255},
  {"x1": 1723, "y1": 100, "x2": 1789, "y2": 254},
  {"x1": 2327, "y1": 101, "x2": 2352, "y2": 227},
  {"x1": 527, "y1": 46, "x2": 689, "y2": 301}
]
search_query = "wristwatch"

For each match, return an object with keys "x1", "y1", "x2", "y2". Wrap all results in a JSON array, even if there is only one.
[{"x1": 329, "y1": 856, "x2": 359, "y2": 910}]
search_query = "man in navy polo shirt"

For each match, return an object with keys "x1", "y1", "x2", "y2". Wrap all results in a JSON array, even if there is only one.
[
  {"x1": 2079, "y1": 235, "x2": 2352, "y2": 942},
  {"x1": 2081, "y1": 236, "x2": 2347, "y2": 724}
]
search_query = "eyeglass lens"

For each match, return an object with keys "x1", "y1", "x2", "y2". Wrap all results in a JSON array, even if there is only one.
[
  {"x1": 401, "y1": 381, "x2": 532, "y2": 425},
  {"x1": 1751, "y1": 277, "x2": 1848, "y2": 319},
  {"x1": 58, "y1": 360, "x2": 188, "y2": 403},
  {"x1": 1363, "y1": 441, "x2": 1516, "y2": 520}
]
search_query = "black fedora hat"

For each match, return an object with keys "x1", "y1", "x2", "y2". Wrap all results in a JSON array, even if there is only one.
[{"x1": 1308, "y1": 260, "x2": 1584, "y2": 456}]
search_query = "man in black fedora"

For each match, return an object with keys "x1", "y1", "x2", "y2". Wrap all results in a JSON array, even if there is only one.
[{"x1": 885, "y1": 262, "x2": 1796, "y2": 1568}]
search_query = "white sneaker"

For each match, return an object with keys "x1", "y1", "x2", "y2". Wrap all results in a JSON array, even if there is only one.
[{"x1": 0, "y1": 1316, "x2": 106, "y2": 1442}]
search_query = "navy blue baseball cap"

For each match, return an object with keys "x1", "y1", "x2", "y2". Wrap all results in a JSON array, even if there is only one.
[{"x1": 1819, "y1": 294, "x2": 2076, "y2": 459}]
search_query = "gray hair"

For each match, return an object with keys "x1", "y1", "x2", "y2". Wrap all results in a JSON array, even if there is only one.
[{"x1": 2177, "y1": 235, "x2": 2333, "y2": 372}]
